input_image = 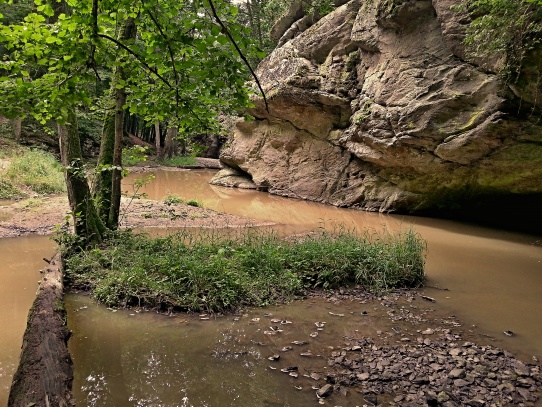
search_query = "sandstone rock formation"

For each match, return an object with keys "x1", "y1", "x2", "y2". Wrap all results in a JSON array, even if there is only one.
[{"x1": 212, "y1": 0, "x2": 542, "y2": 216}]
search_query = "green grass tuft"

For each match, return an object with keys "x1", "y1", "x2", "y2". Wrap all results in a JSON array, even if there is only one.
[
  {"x1": 4, "y1": 149, "x2": 65, "y2": 194},
  {"x1": 163, "y1": 194, "x2": 184, "y2": 205},
  {"x1": 64, "y1": 227, "x2": 426, "y2": 312},
  {"x1": 186, "y1": 199, "x2": 202, "y2": 207}
]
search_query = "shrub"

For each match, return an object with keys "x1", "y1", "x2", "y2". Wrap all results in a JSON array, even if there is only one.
[{"x1": 122, "y1": 146, "x2": 149, "y2": 166}]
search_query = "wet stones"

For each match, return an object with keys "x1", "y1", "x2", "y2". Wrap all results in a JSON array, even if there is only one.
[
  {"x1": 324, "y1": 333, "x2": 542, "y2": 406},
  {"x1": 258, "y1": 290, "x2": 540, "y2": 406},
  {"x1": 315, "y1": 383, "x2": 333, "y2": 398}
]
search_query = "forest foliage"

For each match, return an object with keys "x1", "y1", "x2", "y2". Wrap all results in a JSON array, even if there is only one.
[{"x1": 460, "y1": 0, "x2": 542, "y2": 81}]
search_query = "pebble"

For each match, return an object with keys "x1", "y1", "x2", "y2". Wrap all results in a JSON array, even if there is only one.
[
  {"x1": 316, "y1": 384, "x2": 333, "y2": 398},
  {"x1": 322, "y1": 333, "x2": 542, "y2": 406}
]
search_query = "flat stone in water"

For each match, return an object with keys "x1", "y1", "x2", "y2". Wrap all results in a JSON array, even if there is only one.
[{"x1": 316, "y1": 384, "x2": 333, "y2": 398}]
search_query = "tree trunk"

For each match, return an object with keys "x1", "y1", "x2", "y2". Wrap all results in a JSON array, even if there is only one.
[
  {"x1": 108, "y1": 77, "x2": 127, "y2": 229},
  {"x1": 164, "y1": 126, "x2": 178, "y2": 159},
  {"x1": 93, "y1": 17, "x2": 136, "y2": 229},
  {"x1": 12, "y1": 118, "x2": 22, "y2": 143},
  {"x1": 8, "y1": 253, "x2": 75, "y2": 407},
  {"x1": 58, "y1": 112, "x2": 105, "y2": 245},
  {"x1": 155, "y1": 122, "x2": 163, "y2": 160}
]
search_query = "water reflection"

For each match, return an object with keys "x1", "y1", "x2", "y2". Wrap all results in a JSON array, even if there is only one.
[{"x1": 66, "y1": 295, "x2": 329, "y2": 407}]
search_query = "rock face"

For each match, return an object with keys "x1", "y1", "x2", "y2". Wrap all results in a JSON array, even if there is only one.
[{"x1": 213, "y1": 0, "x2": 542, "y2": 216}]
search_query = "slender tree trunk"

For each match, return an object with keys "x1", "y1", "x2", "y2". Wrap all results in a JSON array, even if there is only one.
[
  {"x1": 58, "y1": 112, "x2": 105, "y2": 245},
  {"x1": 108, "y1": 78, "x2": 127, "y2": 228},
  {"x1": 254, "y1": 0, "x2": 263, "y2": 47},
  {"x1": 247, "y1": 0, "x2": 256, "y2": 40},
  {"x1": 12, "y1": 118, "x2": 22, "y2": 143},
  {"x1": 164, "y1": 126, "x2": 178, "y2": 159},
  {"x1": 155, "y1": 122, "x2": 163, "y2": 160},
  {"x1": 93, "y1": 17, "x2": 136, "y2": 229}
]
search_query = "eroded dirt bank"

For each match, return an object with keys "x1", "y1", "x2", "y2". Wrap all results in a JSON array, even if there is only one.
[{"x1": 8, "y1": 253, "x2": 74, "y2": 407}]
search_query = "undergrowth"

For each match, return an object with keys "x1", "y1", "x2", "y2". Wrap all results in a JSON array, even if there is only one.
[
  {"x1": 63, "y1": 227, "x2": 426, "y2": 313},
  {"x1": 162, "y1": 156, "x2": 197, "y2": 167},
  {"x1": 0, "y1": 148, "x2": 65, "y2": 197},
  {"x1": 0, "y1": 179, "x2": 25, "y2": 199},
  {"x1": 164, "y1": 194, "x2": 202, "y2": 207}
]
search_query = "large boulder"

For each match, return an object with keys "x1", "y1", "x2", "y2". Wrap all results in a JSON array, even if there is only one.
[{"x1": 213, "y1": 0, "x2": 542, "y2": 216}]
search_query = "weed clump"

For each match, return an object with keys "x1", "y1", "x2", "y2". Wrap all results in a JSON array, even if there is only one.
[
  {"x1": 0, "y1": 179, "x2": 25, "y2": 199},
  {"x1": 64, "y1": 227, "x2": 426, "y2": 313},
  {"x1": 3, "y1": 149, "x2": 65, "y2": 194}
]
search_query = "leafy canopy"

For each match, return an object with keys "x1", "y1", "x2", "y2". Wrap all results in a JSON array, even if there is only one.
[{"x1": 0, "y1": 0, "x2": 258, "y2": 131}]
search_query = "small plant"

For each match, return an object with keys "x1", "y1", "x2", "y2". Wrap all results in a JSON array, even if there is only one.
[
  {"x1": 164, "y1": 194, "x2": 184, "y2": 205},
  {"x1": 122, "y1": 146, "x2": 149, "y2": 166},
  {"x1": 186, "y1": 199, "x2": 202, "y2": 207},
  {"x1": 118, "y1": 174, "x2": 155, "y2": 227},
  {"x1": 352, "y1": 99, "x2": 373, "y2": 125}
]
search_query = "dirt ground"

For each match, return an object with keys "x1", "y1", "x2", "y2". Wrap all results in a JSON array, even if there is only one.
[{"x1": 0, "y1": 194, "x2": 273, "y2": 239}]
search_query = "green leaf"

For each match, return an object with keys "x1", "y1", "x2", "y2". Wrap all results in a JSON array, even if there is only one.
[
  {"x1": 217, "y1": 35, "x2": 228, "y2": 45},
  {"x1": 211, "y1": 24, "x2": 220, "y2": 36},
  {"x1": 37, "y1": 3, "x2": 53, "y2": 16}
]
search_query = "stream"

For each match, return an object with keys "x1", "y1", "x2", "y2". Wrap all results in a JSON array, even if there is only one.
[{"x1": 1, "y1": 168, "x2": 541, "y2": 406}]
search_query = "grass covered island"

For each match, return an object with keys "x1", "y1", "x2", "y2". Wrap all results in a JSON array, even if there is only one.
[{"x1": 63, "y1": 227, "x2": 426, "y2": 313}]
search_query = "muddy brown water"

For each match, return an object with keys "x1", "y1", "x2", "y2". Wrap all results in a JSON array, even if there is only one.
[
  {"x1": 0, "y1": 235, "x2": 56, "y2": 406},
  {"x1": 0, "y1": 168, "x2": 541, "y2": 406}
]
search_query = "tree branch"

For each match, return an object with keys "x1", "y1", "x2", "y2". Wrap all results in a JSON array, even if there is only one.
[
  {"x1": 97, "y1": 33, "x2": 174, "y2": 90},
  {"x1": 206, "y1": 0, "x2": 269, "y2": 113},
  {"x1": 143, "y1": 5, "x2": 181, "y2": 110}
]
